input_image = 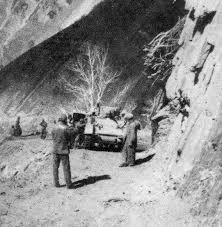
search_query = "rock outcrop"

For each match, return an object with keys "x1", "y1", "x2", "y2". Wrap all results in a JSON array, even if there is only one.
[
  {"x1": 0, "y1": 0, "x2": 102, "y2": 68},
  {"x1": 165, "y1": 0, "x2": 222, "y2": 225}
]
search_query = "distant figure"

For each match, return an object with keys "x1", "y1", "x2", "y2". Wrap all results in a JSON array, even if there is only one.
[
  {"x1": 9, "y1": 125, "x2": 15, "y2": 137},
  {"x1": 67, "y1": 114, "x2": 73, "y2": 127},
  {"x1": 95, "y1": 102, "x2": 101, "y2": 116},
  {"x1": 51, "y1": 114, "x2": 77, "y2": 188},
  {"x1": 40, "y1": 119, "x2": 48, "y2": 139},
  {"x1": 74, "y1": 118, "x2": 86, "y2": 148},
  {"x1": 117, "y1": 110, "x2": 128, "y2": 129},
  {"x1": 179, "y1": 96, "x2": 190, "y2": 133},
  {"x1": 119, "y1": 114, "x2": 141, "y2": 167},
  {"x1": 90, "y1": 111, "x2": 96, "y2": 124},
  {"x1": 14, "y1": 116, "x2": 22, "y2": 137}
]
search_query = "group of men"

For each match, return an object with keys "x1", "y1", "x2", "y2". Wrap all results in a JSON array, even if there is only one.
[
  {"x1": 10, "y1": 117, "x2": 48, "y2": 139},
  {"x1": 9, "y1": 110, "x2": 141, "y2": 189},
  {"x1": 51, "y1": 111, "x2": 140, "y2": 189}
]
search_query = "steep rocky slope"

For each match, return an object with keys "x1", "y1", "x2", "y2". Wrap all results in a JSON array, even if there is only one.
[
  {"x1": 164, "y1": 0, "x2": 222, "y2": 225},
  {"x1": 0, "y1": 0, "x2": 184, "y2": 120},
  {"x1": 0, "y1": 0, "x2": 103, "y2": 68}
]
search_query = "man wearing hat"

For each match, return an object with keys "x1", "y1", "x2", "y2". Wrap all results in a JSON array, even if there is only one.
[
  {"x1": 119, "y1": 113, "x2": 141, "y2": 167},
  {"x1": 51, "y1": 114, "x2": 77, "y2": 188}
]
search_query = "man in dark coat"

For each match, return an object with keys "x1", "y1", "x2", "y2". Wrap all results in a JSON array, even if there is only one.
[
  {"x1": 119, "y1": 114, "x2": 141, "y2": 167},
  {"x1": 14, "y1": 116, "x2": 22, "y2": 137},
  {"x1": 51, "y1": 114, "x2": 77, "y2": 188},
  {"x1": 40, "y1": 119, "x2": 48, "y2": 139}
]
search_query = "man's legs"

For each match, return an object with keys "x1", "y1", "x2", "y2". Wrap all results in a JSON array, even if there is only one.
[
  {"x1": 151, "y1": 120, "x2": 159, "y2": 144},
  {"x1": 41, "y1": 128, "x2": 46, "y2": 139},
  {"x1": 79, "y1": 133, "x2": 84, "y2": 147},
  {"x1": 61, "y1": 155, "x2": 72, "y2": 188},
  {"x1": 74, "y1": 134, "x2": 80, "y2": 148},
  {"x1": 119, "y1": 144, "x2": 128, "y2": 167},
  {"x1": 127, "y1": 145, "x2": 135, "y2": 166},
  {"x1": 53, "y1": 154, "x2": 60, "y2": 187}
]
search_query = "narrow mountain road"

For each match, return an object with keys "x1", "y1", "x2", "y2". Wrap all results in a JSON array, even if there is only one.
[{"x1": 0, "y1": 134, "x2": 200, "y2": 226}]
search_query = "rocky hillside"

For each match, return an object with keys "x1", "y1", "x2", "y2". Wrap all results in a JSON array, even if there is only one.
[
  {"x1": 0, "y1": 0, "x2": 102, "y2": 68},
  {"x1": 0, "y1": 0, "x2": 184, "y2": 120},
  {"x1": 163, "y1": 0, "x2": 222, "y2": 225}
]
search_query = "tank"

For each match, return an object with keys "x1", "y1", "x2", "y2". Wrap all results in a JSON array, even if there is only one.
[{"x1": 83, "y1": 108, "x2": 125, "y2": 151}]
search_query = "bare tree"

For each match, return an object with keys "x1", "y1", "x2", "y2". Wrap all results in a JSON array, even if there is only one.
[{"x1": 60, "y1": 43, "x2": 121, "y2": 113}]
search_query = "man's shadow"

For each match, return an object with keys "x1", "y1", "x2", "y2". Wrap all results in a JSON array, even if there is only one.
[
  {"x1": 70, "y1": 174, "x2": 111, "y2": 189},
  {"x1": 135, "y1": 153, "x2": 155, "y2": 166},
  {"x1": 136, "y1": 145, "x2": 148, "y2": 153}
]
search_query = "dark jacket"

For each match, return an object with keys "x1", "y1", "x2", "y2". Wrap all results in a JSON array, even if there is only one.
[
  {"x1": 125, "y1": 120, "x2": 141, "y2": 147},
  {"x1": 14, "y1": 118, "x2": 22, "y2": 136},
  {"x1": 51, "y1": 122, "x2": 74, "y2": 155}
]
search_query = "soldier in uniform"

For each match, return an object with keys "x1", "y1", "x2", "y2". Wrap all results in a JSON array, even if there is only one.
[
  {"x1": 14, "y1": 116, "x2": 22, "y2": 137},
  {"x1": 119, "y1": 113, "x2": 141, "y2": 167},
  {"x1": 51, "y1": 114, "x2": 77, "y2": 189},
  {"x1": 40, "y1": 119, "x2": 48, "y2": 139}
]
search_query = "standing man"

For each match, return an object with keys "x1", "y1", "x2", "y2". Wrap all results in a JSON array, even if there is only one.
[
  {"x1": 40, "y1": 119, "x2": 48, "y2": 139},
  {"x1": 119, "y1": 113, "x2": 141, "y2": 167},
  {"x1": 67, "y1": 114, "x2": 73, "y2": 127},
  {"x1": 51, "y1": 114, "x2": 76, "y2": 189},
  {"x1": 14, "y1": 116, "x2": 22, "y2": 137}
]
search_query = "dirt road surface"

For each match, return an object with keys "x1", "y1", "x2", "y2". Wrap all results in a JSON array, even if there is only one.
[{"x1": 0, "y1": 133, "x2": 200, "y2": 226}]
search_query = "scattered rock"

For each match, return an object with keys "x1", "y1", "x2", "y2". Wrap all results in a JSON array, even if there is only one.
[
  {"x1": 0, "y1": 208, "x2": 8, "y2": 216},
  {"x1": 0, "y1": 164, "x2": 6, "y2": 172},
  {"x1": 48, "y1": 10, "x2": 57, "y2": 19},
  {"x1": 17, "y1": 183, "x2": 24, "y2": 188}
]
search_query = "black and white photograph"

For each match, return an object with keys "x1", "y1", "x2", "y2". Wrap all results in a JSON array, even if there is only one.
[{"x1": 0, "y1": 0, "x2": 221, "y2": 226}]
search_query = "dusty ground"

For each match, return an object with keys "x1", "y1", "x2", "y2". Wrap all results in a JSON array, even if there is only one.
[{"x1": 0, "y1": 131, "x2": 200, "y2": 227}]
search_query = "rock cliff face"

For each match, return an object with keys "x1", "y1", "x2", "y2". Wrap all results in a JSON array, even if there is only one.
[
  {"x1": 0, "y1": 0, "x2": 102, "y2": 68},
  {"x1": 165, "y1": 0, "x2": 222, "y2": 225}
]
